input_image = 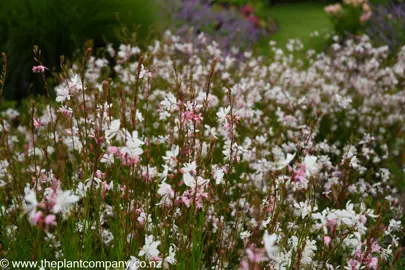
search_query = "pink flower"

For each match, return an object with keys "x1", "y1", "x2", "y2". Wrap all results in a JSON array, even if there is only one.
[
  {"x1": 107, "y1": 146, "x2": 119, "y2": 154},
  {"x1": 240, "y1": 5, "x2": 254, "y2": 17},
  {"x1": 30, "y1": 211, "x2": 43, "y2": 225},
  {"x1": 367, "y1": 257, "x2": 378, "y2": 269},
  {"x1": 246, "y1": 247, "x2": 268, "y2": 264},
  {"x1": 44, "y1": 214, "x2": 57, "y2": 230},
  {"x1": 96, "y1": 170, "x2": 105, "y2": 179},
  {"x1": 33, "y1": 118, "x2": 44, "y2": 128},
  {"x1": 32, "y1": 65, "x2": 48, "y2": 73},
  {"x1": 323, "y1": 236, "x2": 332, "y2": 246},
  {"x1": 58, "y1": 106, "x2": 73, "y2": 117}
]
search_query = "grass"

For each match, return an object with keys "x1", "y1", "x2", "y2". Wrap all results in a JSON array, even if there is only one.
[{"x1": 254, "y1": 2, "x2": 333, "y2": 54}]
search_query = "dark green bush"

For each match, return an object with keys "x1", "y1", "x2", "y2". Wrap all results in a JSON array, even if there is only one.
[{"x1": 0, "y1": 0, "x2": 159, "y2": 100}]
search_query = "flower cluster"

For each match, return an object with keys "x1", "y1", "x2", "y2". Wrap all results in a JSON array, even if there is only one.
[{"x1": 0, "y1": 30, "x2": 403, "y2": 268}]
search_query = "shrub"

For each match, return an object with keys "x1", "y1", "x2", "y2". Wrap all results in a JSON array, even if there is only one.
[
  {"x1": 324, "y1": 0, "x2": 372, "y2": 36},
  {"x1": 0, "y1": 0, "x2": 158, "y2": 101},
  {"x1": 365, "y1": 1, "x2": 405, "y2": 52},
  {"x1": 169, "y1": 0, "x2": 275, "y2": 55}
]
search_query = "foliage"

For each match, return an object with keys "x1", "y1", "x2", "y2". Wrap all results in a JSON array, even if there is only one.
[
  {"x1": 365, "y1": 1, "x2": 405, "y2": 53},
  {"x1": 324, "y1": 0, "x2": 372, "y2": 37},
  {"x1": 254, "y1": 2, "x2": 332, "y2": 54},
  {"x1": 0, "y1": 0, "x2": 159, "y2": 101}
]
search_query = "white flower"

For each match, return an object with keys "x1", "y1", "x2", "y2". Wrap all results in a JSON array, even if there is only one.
[
  {"x1": 275, "y1": 152, "x2": 296, "y2": 170},
  {"x1": 182, "y1": 161, "x2": 197, "y2": 174},
  {"x1": 138, "y1": 235, "x2": 160, "y2": 260},
  {"x1": 69, "y1": 74, "x2": 83, "y2": 91},
  {"x1": 213, "y1": 167, "x2": 225, "y2": 185},
  {"x1": 163, "y1": 145, "x2": 179, "y2": 162},
  {"x1": 52, "y1": 190, "x2": 79, "y2": 214},
  {"x1": 157, "y1": 182, "x2": 174, "y2": 206},
  {"x1": 100, "y1": 152, "x2": 115, "y2": 165},
  {"x1": 240, "y1": 231, "x2": 252, "y2": 240},
  {"x1": 158, "y1": 164, "x2": 170, "y2": 181},
  {"x1": 2, "y1": 108, "x2": 20, "y2": 119},
  {"x1": 23, "y1": 190, "x2": 38, "y2": 216},
  {"x1": 136, "y1": 111, "x2": 144, "y2": 122},
  {"x1": 121, "y1": 130, "x2": 144, "y2": 159},
  {"x1": 294, "y1": 201, "x2": 317, "y2": 219},
  {"x1": 263, "y1": 231, "x2": 278, "y2": 261},
  {"x1": 183, "y1": 174, "x2": 209, "y2": 189},
  {"x1": 55, "y1": 85, "x2": 71, "y2": 103},
  {"x1": 160, "y1": 93, "x2": 178, "y2": 113},
  {"x1": 216, "y1": 106, "x2": 230, "y2": 123},
  {"x1": 101, "y1": 229, "x2": 114, "y2": 245},
  {"x1": 303, "y1": 155, "x2": 319, "y2": 175},
  {"x1": 164, "y1": 244, "x2": 177, "y2": 265},
  {"x1": 105, "y1": 119, "x2": 121, "y2": 142}
]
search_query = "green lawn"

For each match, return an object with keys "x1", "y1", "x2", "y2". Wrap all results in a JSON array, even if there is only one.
[{"x1": 254, "y1": 2, "x2": 333, "y2": 54}]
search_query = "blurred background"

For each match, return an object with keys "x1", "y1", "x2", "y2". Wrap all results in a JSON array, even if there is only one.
[{"x1": 0, "y1": 0, "x2": 404, "y2": 102}]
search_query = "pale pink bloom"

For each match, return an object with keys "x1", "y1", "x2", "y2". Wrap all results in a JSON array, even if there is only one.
[
  {"x1": 157, "y1": 182, "x2": 174, "y2": 206},
  {"x1": 95, "y1": 170, "x2": 105, "y2": 179},
  {"x1": 367, "y1": 257, "x2": 378, "y2": 269},
  {"x1": 246, "y1": 248, "x2": 268, "y2": 264},
  {"x1": 137, "y1": 212, "x2": 146, "y2": 226},
  {"x1": 360, "y1": 11, "x2": 372, "y2": 23},
  {"x1": 107, "y1": 146, "x2": 119, "y2": 154},
  {"x1": 324, "y1": 4, "x2": 342, "y2": 16},
  {"x1": 32, "y1": 65, "x2": 48, "y2": 73},
  {"x1": 33, "y1": 118, "x2": 44, "y2": 128},
  {"x1": 58, "y1": 106, "x2": 73, "y2": 117},
  {"x1": 30, "y1": 211, "x2": 43, "y2": 225},
  {"x1": 323, "y1": 236, "x2": 332, "y2": 246},
  {"x1": 101, "y1": 181, "x2": 113, "y2": 199},
  {"x1": 44, "y1": 214, "x2": 57, "y2": 230}
]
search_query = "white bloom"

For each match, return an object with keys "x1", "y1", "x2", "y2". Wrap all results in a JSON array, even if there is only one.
[
  {"x1": 127, "y1": 256, "x2": 140, "y2": 270},
  {"x1": 23, "y1": 190, "x2": 38, "y2": 216},
  {"x1": 136, "y1": 111, "x2": 144, "y2": 122},
  {"x1": 182, "y1": 161, "x2": 197, "y2": 174},
  {"x1": 263, "y1": 231, "x2": 279, "y2": 261},
  {"x1": 157, "y1": 182, "x2": 174, "y2": 206},
  {"x1": 240, "y1": 231, "x2": 252, "y2": 240},
  {"x1": 303, "y1": 155, "x2": 319, "y2": 175},
  {"x1": 121, "y1": 130, "x2": 144, "y2": 159},
  {"x1": 213, "y1": 167, "x2": 225, "y2": 185},
  {"x1": 275, "y1": 152, "x2": 296, "y2": 170},
  {"x1": 164, "y1": 244, "x2": 177, "y2": 265},
  {"x1": 163, "y1": 145, "x2": 179, "y2": 163},
  {"x1": 105, "y1": 119, "x2": 121, "y2": 142},
  {"x1": 183, "y1": 174, "x2": 209, "y2": 189},
  {"x1": 294, "y1": 201, "x2": 317, "y2": 219},
  {"x1": 55, "y1": 85, "x2": 71, "y2": 103},
  {"x1": 216, "y1": 106, "x2": 230, "y2": 123},
  {"x1": 101, "y1": 229, "x2": 114, "y2": 245},
  {"x1": 100, "y1": 152, "x2": 115, "y2": 165},
  {"x1": 52, "y1": 190, "x2": 79, "y2": 214},
  {"x1": 138, "y1": 235, "x2": 160, "y2": 260},
  {"x1": 159, "y1": 164, "x2": 170, "y2": 181}
]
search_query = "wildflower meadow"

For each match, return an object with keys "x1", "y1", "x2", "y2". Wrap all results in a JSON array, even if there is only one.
[{"x1": 0, "y1": 1, "x2": 405, "y2": 269}]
